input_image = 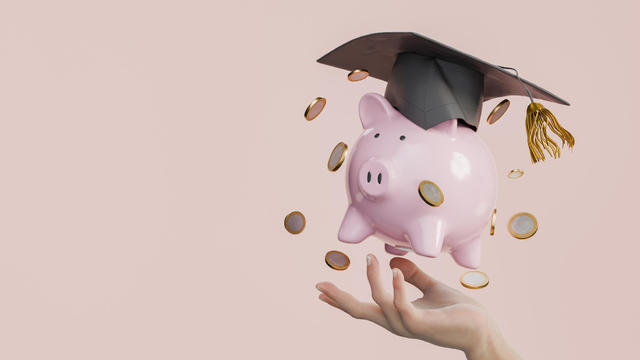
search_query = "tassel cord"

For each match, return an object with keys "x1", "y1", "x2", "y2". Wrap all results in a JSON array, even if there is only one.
[
  {"x1": 500, "y1": 65, "x2": 575, "y2": 163},
  {"x1": 499, "y1": 66, "x2": 535, "y2": 103}
]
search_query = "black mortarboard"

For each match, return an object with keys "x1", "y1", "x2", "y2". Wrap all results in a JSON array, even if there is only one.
[{"x1": 318, "y1": 32, "x2": 574, "y2": 163}]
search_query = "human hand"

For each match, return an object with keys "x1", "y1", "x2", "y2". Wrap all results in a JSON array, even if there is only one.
[{"x1": 316, "y1": 254, "x2": 521, "y2": 360}]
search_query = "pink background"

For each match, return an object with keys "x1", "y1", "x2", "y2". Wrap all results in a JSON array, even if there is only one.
[{"x1": 1, "y1": 1, "x2": 638, "y2": 359}]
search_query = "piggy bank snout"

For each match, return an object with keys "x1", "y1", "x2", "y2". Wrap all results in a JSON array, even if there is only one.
[{"x1": 358, "y1": 159, "x2": 392, "y2": 199}]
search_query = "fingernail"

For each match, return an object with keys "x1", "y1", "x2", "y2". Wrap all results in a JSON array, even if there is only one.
[
  {"x1": 366, "y1": 255, "x2": 372, "y2": 266},
  {"x1": 315, "y1": 284, "x2": 321, "y2": 291},
  {"x1": 392, "y1": 268, "x2": 399, "y2": 278}
]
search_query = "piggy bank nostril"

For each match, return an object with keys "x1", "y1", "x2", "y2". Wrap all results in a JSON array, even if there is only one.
[
  {"x1": 367, "y1": 171, "x2": 372, "y2": 183},
  {"x1": 377, "y1": 173, "x2": 382, "y2": 184}
]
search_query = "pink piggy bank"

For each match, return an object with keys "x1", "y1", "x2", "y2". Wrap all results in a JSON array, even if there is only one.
[{"x1": 338, "y1": 93, "x2": 498, "y2": 269}]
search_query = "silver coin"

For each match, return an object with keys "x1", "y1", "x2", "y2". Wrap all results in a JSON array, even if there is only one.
[
  {"x1": 419, "y1": 180, "x2": 444, "y2": 207},
  {"x1": 347, "y1": 69, "x2": 369, "y2": 82},
  {"x1": 304, "y1": 97, "x2": 326, "y2": 121},
  {"x1": 328, "y1": 142, "x2": 348, "y2": 172},
  {"x1": 325, "y1": 250, "x2": 350, "y2": 271},
  {"x1": 507, "y1": 169, "x2": 524, "y2": 179},
  {"x1": 486, "y1": 99, "x2": 510, "y2": 124},
  {"x1": 490, "y1": 209, "x2": 497, "y2": 236},
  {"x1": 284, "y1": 211, "x2": 306, "y2": 234},
  {"x1": 507, "y1": 212, "x2": 538, "y2": 239},
  {"x1": 460, "y1": 270, "x2": 489, "y2": 289}
]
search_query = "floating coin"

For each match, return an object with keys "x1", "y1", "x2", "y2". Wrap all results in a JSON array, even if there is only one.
[
  {"x1": 486, "y1": 99, "x2": 511, "y2": 124},
  {"x1": 347, "y1": 69, "x2": 369, "y2": 82},
  {"x1": 460, "y1": 271, "x2": 490, "y2": 289},
  {"x1": 284, "y1": 211, "x2": 306, "y2": 234},
  {"x1": 507, "y1": 212, "x2": 538, "y2": 239},
  {"x1": 490, "y1": 209, "x2": 497, "y2": 236},
  {"x1": 418, "y1": 180, "x2": 444, "y2": 207},
  {"x1": 325, "y1": 250, "x2": 350, "y2": 271},
  {"x1": 328, "y1": 142, "x2": 348, "y2": 171},
  {"x1": 507, "y1": 169, "x2": 524, "y2": 179},
  {"x1": 304, "y1": 97, "x2": 326, "y2": 121}
]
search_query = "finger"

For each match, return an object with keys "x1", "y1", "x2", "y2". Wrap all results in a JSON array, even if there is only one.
[
  {"x1": 392, "y1": 268, "x2": 422, "y2": 334},
  {"x1": 366, "y1": 254, "x2": 413, "y2": 337},
  {"x1": 366, "y1": 254, "x2": 392, "y2": 305},
  {"x1": 316, "y1": 282, "x2": 389, "y2": 328},
  {"x1": 319, "y1": 293, "x2": 339, "y2": 308},
  {"x1": 389, "y1": 257, "x2": 438, "y2": 292}
]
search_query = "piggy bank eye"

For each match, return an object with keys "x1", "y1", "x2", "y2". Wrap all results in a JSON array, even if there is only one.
[
  {"x1": 399, "y1": 135, "x2": 406, "y2": 141},
  {"x1": 374, "y1": 133, "x2": 380, "y2": 138}
]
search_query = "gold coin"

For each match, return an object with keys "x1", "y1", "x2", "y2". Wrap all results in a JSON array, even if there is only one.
[
  {"x1": 507, "y1": 169, "x2": 524, "y2": 179},
  {"x1": 304, "y1": 97, "x2": 326, "y2": 121},
  {"x1": 325, "y1": 250, "x2": 350, "y2": 271},
  {"x1": 486, "y1": 99, "x2": 511, "y2": 124},
  {"x1": 347, "y1": 69, "x2": 369, "y2": 82},
  {"x1": 328, "y1": 142, "x2": 348, "y2": 172},
  {"x1": 284, "y1": 211, "x2": 306, "y2": 234},
  {"x1": 418, "y1": 180, "x2": 444, "y2": 207},
  {"x1": 490, "y1": 209, "x2": 497, "y2": 236},
  {"x1": 460, "y1": 270, "x2": 490, "y2": 289},
  {"x1": 507, "y1": 212, "x2": 538, "y2": 239}
]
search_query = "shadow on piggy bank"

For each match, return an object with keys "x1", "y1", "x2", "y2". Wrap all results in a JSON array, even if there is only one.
[{"x1": 338, "y1": 93, "x2": 498, "y2": 269}]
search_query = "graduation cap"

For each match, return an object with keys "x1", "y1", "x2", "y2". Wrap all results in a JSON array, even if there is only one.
[{"x1": 317, "y1": 32, "x2": 574, "y2": 163}]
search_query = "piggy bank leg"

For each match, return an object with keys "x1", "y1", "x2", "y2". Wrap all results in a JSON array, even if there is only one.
[
  {"x1": 404, "y1": 218, "x2": 444, "y2": 258},
  {"x1": 450, "y1": 237, "x2": 482, "y2": 269},
  {"x1": 384, "y1": 243, "x2": 409, "y2": 256},
  {"x1": 338, "y1": 206, "x2": 374, "y2": 244}
]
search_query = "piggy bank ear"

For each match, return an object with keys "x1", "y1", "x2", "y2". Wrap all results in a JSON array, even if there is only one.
[{"x1": 358, "y1": 93, "x2": 396, "y2": 129}]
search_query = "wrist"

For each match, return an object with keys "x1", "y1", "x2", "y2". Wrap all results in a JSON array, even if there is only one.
[{"x1": 465, "y1": 320, "x2": 521, "y2": 360}]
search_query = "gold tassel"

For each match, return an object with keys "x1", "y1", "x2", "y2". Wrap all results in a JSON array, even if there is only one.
[{"x1": 525, "y1": 102, "x2": 575, "y2": 163}]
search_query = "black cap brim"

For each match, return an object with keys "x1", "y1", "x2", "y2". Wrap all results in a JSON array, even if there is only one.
[{"x1": 317, "y1": 32, "x2": 570, "y2": 106}]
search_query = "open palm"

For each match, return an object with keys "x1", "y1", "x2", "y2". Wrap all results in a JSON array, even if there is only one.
[{"x1": 316, "y1": 255, "x2": 519, "y2": 360}]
